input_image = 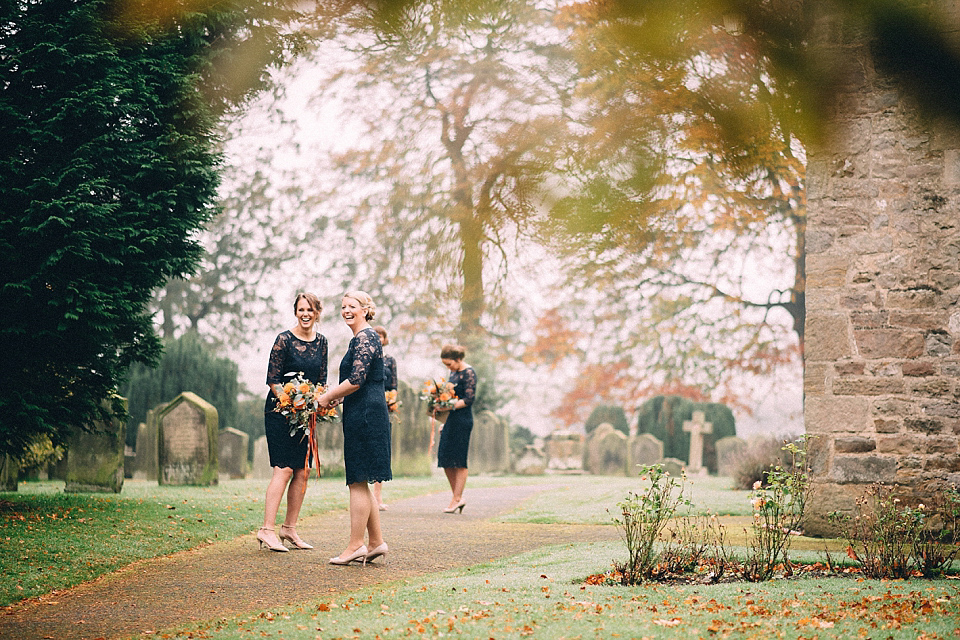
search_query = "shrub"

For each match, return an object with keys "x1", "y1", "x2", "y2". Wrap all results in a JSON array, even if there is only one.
[
  {"x1": 830, "y1": 483, "x2": 958, "y2": 579},
  {"x1": 635, "y1": 395, "x2": 736, "y2": 471},
  {"x1": 739, "y1": 436, "x2": 813, "y2": 582},
  {"x1": 731, "y1": 434, "x2": 798, "y2": 490},
  {"x1": 585, "y1": 404, "x2": 628, "y2": 436},
  {"x1": 610, "y1": 464, "x2": 691, "y2": 584}
]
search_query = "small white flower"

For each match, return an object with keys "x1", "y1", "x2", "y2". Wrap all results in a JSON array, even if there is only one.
[{"x1": 753, "y1": 481, "x2": 762, "y2": 490}]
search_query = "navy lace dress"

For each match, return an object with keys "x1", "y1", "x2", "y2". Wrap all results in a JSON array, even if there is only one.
[
  {"x1": 264, "y1": 330, "x2": 328, "y2": 469},
  {"x1": 383, "y1": 354, "x2": 398, "y2": 392},
  {"x1": 339, "y1": 327, "x2": 392, "y2": 485},
  {"x1": 437, "y1": 366, "x2": 477, "y2": 469}
]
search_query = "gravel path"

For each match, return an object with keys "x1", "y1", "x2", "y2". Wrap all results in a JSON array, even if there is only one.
[{"x1": 0, "y1": 484, "x2": 618, "y2": 640}]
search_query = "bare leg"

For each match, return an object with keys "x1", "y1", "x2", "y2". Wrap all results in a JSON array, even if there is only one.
[
  {"x1": 262, "y1": 466, "x2": 293, "y2": 546},
  {"x1": 335, "y1": 483, "x2": 384, "y2": 559},
  {"x1": 373, "y1": 482, "x2": 387, "y2": 510},
  {"x1": 443, "y1": 467, "x2": 468, "y2": 508},
  {"x1": 283, "y1": 467, "x2": 309, "y2": 526}
]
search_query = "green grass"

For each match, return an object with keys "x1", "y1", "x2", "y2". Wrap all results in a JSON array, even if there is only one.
[
  {"x1": 175, "y1": 542, "x2": 960, "y2": 639},
  {"x1": 0, "y1": 477, "x2": 445, "y2": 605},
  {"x1": 0, "y1": 474, "x2": 744, "y2": 606},
  {"x1": 6, "y1": 474, "x2": 959, "y2": 639}
]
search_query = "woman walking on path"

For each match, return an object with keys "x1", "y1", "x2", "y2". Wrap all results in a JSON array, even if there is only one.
[
  {"x1": 373, "y1": 325, "x2": 397, "y2": 511},
  {"x1": 258, "y1": 293, "x2": 328, "y2": 552},
  {"x1": 435, "y1": 344, "x2": 477, "y2": 514},
  {"x1": 317, "y1": 291, "x2": 391, "y2": 565}
]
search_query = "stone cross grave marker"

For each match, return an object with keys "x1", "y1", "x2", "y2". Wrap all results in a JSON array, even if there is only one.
[{"x1": 682, "y1": 410, "x2": 712, "y2": 475}]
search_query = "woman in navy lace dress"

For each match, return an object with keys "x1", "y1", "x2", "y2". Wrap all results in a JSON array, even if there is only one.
[
  {"x1": 257, "y1": 293, "x2": 328, "y2": 552},
  {"x1": 436, "y1": 344, "x2": 477, "y2": 513},
  {"x1": 317, "y1": 291, "x2": 391, "y2": 565},
  {"x1": 373, "y1": 325, "x2": 397, "y2": 511}
]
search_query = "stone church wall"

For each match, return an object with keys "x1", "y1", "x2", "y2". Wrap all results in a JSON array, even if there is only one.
[{"x1": 804, "y1": 2, "x2": 960, "y2": 534}]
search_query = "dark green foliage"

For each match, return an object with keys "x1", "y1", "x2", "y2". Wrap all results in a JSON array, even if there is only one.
[
  {"x1": 120, "y1": 332, "x2": 238, "y2": 449},
  {"x1": 0, "y1": 0, "x2": 304, "y2": 458},
  {"x1": 635, "y1": 395, "x2": 736, "y2": 473},
  {"x1": 232, "y1": 397, "x2": 266, "y2": 462},
  {"x1": 508, "y1": 423, "x2": 535, "y2": 461},
  {"x1": 585, "y1": 404, "x2": 629, "y2": 436}
]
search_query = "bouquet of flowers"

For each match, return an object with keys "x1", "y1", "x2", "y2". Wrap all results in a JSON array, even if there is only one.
[
  {"x1": 272, "y1": 373, "x2": 337, "y2": 439},
  {"x1": 420, "y1": 378, "x2": 457, "y2": 412},
  {"x1": 385, "y1": 389, "x2": 401, "y2": 413}
]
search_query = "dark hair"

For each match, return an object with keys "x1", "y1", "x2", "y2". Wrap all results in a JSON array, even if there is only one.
[
  {"x1": 440, "y1": 344, "x2": 465, "y2": 360},
  {"x1": 373, "y1": 325, "x2": 389, "y2": 345},
  {"x1": 293, "y1": 292, "x2": 322, "y2": 314}
]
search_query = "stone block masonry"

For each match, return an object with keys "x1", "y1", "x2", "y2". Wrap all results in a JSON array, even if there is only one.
[{"x1": 803, "y1": 1, "x2": 960, "y2": 535}]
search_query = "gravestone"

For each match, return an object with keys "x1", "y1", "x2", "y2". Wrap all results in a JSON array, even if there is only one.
[
  {"x1": 218, "y1": 427, "x2": 249, "y2": 479},
  {"x1": 660, "y1": 457, "x2": 685, "y2": 477},
  {"x1": 583, "y1": 423, "x2": 630, "y2": 476},
  {"x1": 133, "y1": 403, "x2": 162, "y2": 481},
  {"x1": 123, "y1": 445, "x2": 135, "y2": 479},
  {"x1": 630, "y1": 433, "x2": 664, "y2": 470},
  {"x1": 0, "y1": 455, "x2": 18, "y2": 492},
  {"x1": 157, "y1": 392, "x2": 218, "y2": 486},
  {"x1": 252, "y1": 436, "x2": 272, "y2": 479},
  {"x1": 514, "y1": 444, "x2": 546, "y2": 475},
  {"x1": 66, "y1": 398, "x2": 126, "y2": 493},
  {"x1": 715, "y1": 436, "x2": 748, "y2": 478},
  {"x1": 682, "y1": 411, "x2": 713, "y2": 475},
  {"x1": 392, "y1": 379, "x2": 433, "y2": 476},
  {"x1": 544, "y1": 430, "x2": 585, "y2": 471},
  {"x1": 468, "y1": 409, "x2": 511, "y2": 474},
  {"x1": 313, "y1": 415, "x2": 345, "y2": 477}
]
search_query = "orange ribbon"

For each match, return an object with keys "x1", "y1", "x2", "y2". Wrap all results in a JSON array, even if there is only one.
[
  {"x1": 303, "y1": 412, "x2": 321, "y2": 495},
  {"x1": 429, "y1": 411, "x2": 437, "y2": 451}
]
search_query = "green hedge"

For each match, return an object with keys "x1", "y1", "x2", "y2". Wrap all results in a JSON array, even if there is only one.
[{"x1": 635, "y1": 395, "x2": 736, "y2": 472}]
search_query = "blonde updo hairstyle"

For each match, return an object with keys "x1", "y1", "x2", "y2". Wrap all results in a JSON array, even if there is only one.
[{"x1": 343, "y1": 290, "x2": 376, "y2": 320}]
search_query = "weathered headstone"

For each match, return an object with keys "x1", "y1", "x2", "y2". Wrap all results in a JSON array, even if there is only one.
[
  {"x1": 545, "y1": 430, "x2": 585, "y2": 471},
  {"x1": 218, "y1": 427, "x2": 249, "y2": 479},
  {"x1": 715, "y1": 436, "x2": 748, "y2": 478},
  {"x1": 252, "y1": 435, "x2": 272, "y2": 479},
  {"x1": 583, "y1": 423, "x2": 630, "y2": 476},
  {"x1": 682, "y1": 411, "x2": 713, "y2": 475},
  {"x1": 660, "y1": 457, "x2": 685, "y2": 477},
  {"x1": 630, "y1": 433, "x2": 664, "y2": 470},
  {"x1": 313, "y1": 416, "x2": 345, "y2": 477},
  {"x1": 133, "y1": 404, "x2": 162, "y2": 481},
  {"x1": 514, "y1": 444, "x2": 546, "y2": 475},
  {"x1": 392, "y1": 379, "x2": 433, "y2": 476},
  {"x1": 468, "y1": 410, "x2": 511, "y2": 474},
  {"x1": 66, "y1": 398, "x2": 126, "y2": 493},
  {"x1": 157, "y1": 392, "x2": 218, "y2": 486},
  {"x1": 0, "y1": 455, "x2": 18, "y2": 492}
]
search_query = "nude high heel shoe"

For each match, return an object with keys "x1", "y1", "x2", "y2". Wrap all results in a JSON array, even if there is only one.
[
  {"x1": 329, "y1": 545, "x2": 367, "y2": 565},
  {"x1": 278, "y1": 524, "x2": 314, "y2": 550},
  {"x1": 257, "y1": 527, "x2": 288, "y2": 552},
  {"x1": 443, "y1": 501, "x2": 466, "y2": 514},
  {"x1": 365, "y1": 542, "x2": 388, "y2": 563}
]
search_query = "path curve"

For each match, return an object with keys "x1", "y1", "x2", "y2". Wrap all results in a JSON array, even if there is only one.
[{"x1": 0, "y1": 484, "x2": 618, "y2": 640}]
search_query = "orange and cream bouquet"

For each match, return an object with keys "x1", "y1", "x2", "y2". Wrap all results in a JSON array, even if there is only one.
[
  {"x1": 385, "y1": 389, "x2": 401, "y2": 413},
  {"x1": 420, "y1": 378, "x2": 457, "y2": 413},
  {"x1": 272, "y1": 372, "x2": 337, "y2": 439}
]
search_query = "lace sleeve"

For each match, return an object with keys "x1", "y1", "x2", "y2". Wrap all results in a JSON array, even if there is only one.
[
  {"x1": 461, "y1": 367, "x2": 477, "y2": 407},
  {"x1": 319, "y1": 335, "x2": 329, "y2": 387},
  {"x1": 347, "y1": 329, "x2": 381, "y2": 387},
  {"x1": 265, "y1": 332, "x2": 289, "y2": 385}
]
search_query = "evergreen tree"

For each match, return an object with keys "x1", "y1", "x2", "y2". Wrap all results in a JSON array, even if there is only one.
[
  {"x1": 121, "y1": 333, "x2": 239, "y2": 449},
  {"x1": 0, "y1": 0, "x2": 306, "y2": 458},
  {"x1": 584, "y1": 404, "x2": 629, "y2": 437}
]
